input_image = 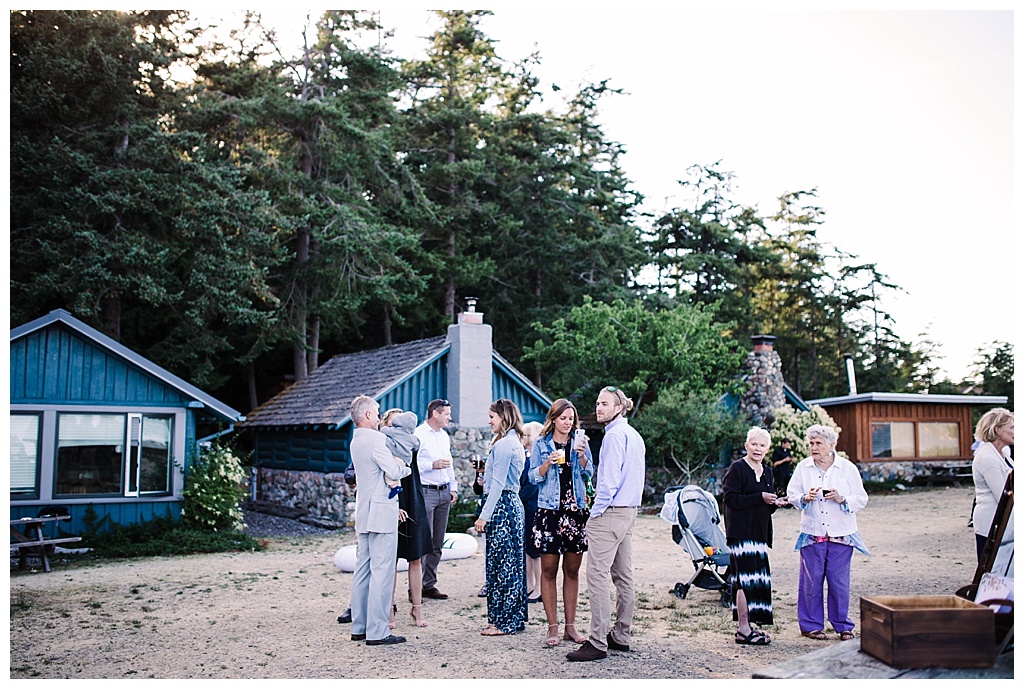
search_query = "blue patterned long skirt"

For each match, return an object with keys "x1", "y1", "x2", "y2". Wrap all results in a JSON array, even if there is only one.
[
  {"x1": 484, "y1": 490, "x2": 527, "y2": 634},
  {"x1": 727, "y1": 538, "x2": 774, "y2": 626}
]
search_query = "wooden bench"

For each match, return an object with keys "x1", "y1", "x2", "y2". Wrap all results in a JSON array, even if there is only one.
[
  {"x1": 10, "y1": 515, "x2": 82, "y2": 573},
  {"x1": 925, "y1": 462, "x2": 973, "y2": 488}
]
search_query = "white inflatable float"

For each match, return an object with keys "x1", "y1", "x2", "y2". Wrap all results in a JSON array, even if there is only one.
[{"x1": 334, "y1": 532, "x2": 478, "y2": 573}]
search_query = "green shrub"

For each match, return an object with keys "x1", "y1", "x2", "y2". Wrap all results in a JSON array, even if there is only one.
[
  {"x1": 180, "y1": 444, "x2": 248, "y2": 532},
  {"x1": 81, "y1": 515, "x2": 263, "y2": 557},
  {"x1": 769, "y1": 404, "x2": 843, "y2": 461}
]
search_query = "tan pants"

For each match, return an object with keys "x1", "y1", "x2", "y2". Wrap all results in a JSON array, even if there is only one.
[{"x1": 584, "y1": 506, "x2": 637, "y2": 651}]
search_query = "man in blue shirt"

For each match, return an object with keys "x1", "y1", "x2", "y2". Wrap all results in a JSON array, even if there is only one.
[{"x1": 567, "y1": 386, "x2": 646, "y2": 662}]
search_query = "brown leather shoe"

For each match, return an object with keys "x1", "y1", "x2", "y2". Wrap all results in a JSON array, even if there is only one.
[
  {"x1": 422, "y1": 587, "x2": 448, "y2": 600},
  {"x1": 566, "y1": 640, "x2": 607, "y2": 662},
  {"x1": 607, "y1": 633, "x2": 630, "y2": 652}
]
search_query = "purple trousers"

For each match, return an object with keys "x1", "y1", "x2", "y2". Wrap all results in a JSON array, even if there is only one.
[{"x1": 798, "y1": 540, "x2": 854, "y2": 634}]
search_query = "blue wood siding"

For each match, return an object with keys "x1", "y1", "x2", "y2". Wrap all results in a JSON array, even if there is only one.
[
  {"x1": 493, "y1": 363, "x2": 549, "y2": 423},
  {"x1": 377, "y1": 353, "x2": 447, "y2": 420},
  {"x1": 11, "y1": 324, "x2": 189, "y2": 406},
  {"x1": 9, "y1": 501, "x2": 181, "y2": 536},
  {"x1": 253, "y1": 428, "x2": 351, "y2": 473}
]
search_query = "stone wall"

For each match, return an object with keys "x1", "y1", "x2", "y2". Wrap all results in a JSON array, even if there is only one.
[
  {"x1": 253, "y1": 423, "x2": 496, "y2": 528},
  {"x1": 254, "y1": 467, "x2": 353, "y2": 526}
]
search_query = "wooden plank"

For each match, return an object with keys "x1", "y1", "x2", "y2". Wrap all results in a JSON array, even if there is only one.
[{"x1": 753, "y1": 638, "x2": 1013, "y2": 679}]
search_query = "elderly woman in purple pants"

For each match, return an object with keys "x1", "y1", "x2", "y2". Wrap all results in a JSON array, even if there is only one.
[{"x1": 786, "y1": 424, "x2": 870, "y2": 641}]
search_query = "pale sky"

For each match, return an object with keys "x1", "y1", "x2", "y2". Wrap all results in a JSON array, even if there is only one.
[{"x1": 242, "y1": 5, "x2": 1015, "y2": 383}]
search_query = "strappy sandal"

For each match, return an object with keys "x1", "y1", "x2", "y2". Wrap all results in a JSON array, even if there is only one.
[
  {"x1": 735, "y1": 629, "x2": 771, "y2": 645},
  {"x1": 409, "y1": 604, "x2": 427, "y2": 628},
  {"x1": 481, "y1": 625, "x2": 507, "y2": 636},
  {"x1": 839, "y1": 631, "x2": 855, "y2": 641},
  {"x1": 801, "y1": 630, "x2": 829, "y2": 641},
  {"x1": 563, "y1": 623, "x2": 586, "y2": 644},
  {"x1": 545, "y1": 624, "x2": 560, "y2": 647}
]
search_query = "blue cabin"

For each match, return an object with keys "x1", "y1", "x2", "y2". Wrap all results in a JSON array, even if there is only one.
[
  {"x1": 9, "y1": 309, "x2": 243, "y2": 533},
  {"x1": 240, "y1": 309, "x2": 551, "y2": 523}
]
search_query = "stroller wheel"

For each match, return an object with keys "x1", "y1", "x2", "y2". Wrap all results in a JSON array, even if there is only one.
[
  {"x1": 672, "y1": 582, "x2": 690, "y2": 599},
  {"x1": 720, "y1": 588, "x2": 732, "y2": 608}
]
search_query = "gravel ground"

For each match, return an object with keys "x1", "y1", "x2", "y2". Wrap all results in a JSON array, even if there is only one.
[{"x1": 240, "y1": 508, "x2": 340, "y2": 540}]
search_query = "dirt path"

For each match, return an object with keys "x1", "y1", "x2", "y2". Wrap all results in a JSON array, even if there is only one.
[{"x1": 9, "y1": 487, "x2": 980, "y2": 679}]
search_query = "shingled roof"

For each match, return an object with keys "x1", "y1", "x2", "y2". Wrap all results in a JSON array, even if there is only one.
[{"x1": 240, "y1": 336, "x2": 448, "y2": 429}]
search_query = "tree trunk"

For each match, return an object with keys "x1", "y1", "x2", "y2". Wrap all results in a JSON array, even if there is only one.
[
  {"x1": 100, "y1": 293, "x2": 121, "y2": 341},
  {"x1": 292, "y1": 224, "x2": 311, "y2": 382},
  {"x1": 247, "y1": 361, "x2": 258, "y2": 412},
  {"x1": 307, "y1": 315, "x2": 320, "y2": 375},
  {"x1": 383, "y1": 306, "x2": 393, "y2": 346}
]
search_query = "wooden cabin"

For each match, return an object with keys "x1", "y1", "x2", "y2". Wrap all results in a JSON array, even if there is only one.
[
  {"x1": 9, "y1": 309, "x2": 243, "y2": 533},
  {"x1": 806, "y1": 392, "x2": 1008, "y2": 480},
  {"x1": 239, "y1": 308, "x2": 551, "y2": 523}
]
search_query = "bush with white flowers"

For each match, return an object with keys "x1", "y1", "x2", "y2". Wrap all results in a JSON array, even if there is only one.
[{"x1": 181, "y1": 444, "x2": 248, "y2": 532}]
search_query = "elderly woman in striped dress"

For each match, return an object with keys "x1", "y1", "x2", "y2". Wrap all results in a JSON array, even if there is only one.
[{"x1": 722, "y1": 427, "x2": 787, "y2": 646}]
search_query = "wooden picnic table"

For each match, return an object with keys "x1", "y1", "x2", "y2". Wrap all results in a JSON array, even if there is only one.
[{"x1": 10, "y1": 515, "x2": 82, "y2": 573}]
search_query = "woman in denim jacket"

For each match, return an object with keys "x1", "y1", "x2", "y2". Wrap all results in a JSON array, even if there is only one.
[{"x1": 528, "y1": 398, "x2": 594, "y2": 647}]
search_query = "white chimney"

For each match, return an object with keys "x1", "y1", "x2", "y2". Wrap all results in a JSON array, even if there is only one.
[
  {"x1": 446, "y1": 298, "x2": 492, "y2": 426},
  {"x1": 844, "y1": 353, "x2": 858, "y2": 396}
]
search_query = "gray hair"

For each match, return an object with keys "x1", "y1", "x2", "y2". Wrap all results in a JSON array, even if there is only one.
[
  {"x1": 806, "y1": 424, "x2": 839, "y2": 447},
  {"x1": 746, "y1": 427, "x2": 771, "y2": 444},
  {"x1": 349, "y1": 395, "x2": 379, "y2": 424}
]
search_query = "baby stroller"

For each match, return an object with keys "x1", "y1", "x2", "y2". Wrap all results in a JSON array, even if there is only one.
[{"x1": 660, "y1": 485, "x2": 731, "y2": 608}]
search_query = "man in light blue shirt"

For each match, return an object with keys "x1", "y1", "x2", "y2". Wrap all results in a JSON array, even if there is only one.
[{"x1": 567, "y1": 386, "x2": 646, "y2": 662}]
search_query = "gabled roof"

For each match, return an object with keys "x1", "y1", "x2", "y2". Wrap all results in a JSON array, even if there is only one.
[
  {"x1": 240, "y1": 336, "x2": 449, "y2": 429},
  {"x1": 10, "y1": 308, "x2": 243, "y2": 423},
  {"x1": 807, "y1": 392, "x2": 1008, "y2": 407}
]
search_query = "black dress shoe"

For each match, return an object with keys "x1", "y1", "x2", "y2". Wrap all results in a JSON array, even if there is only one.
[
  {"x1": 566, "y1": 640, "x2": 607, "y2": 662},
  {"x1": 366, "y1": 634, "x2": 407, "y2": 646},
  {"x1": 607, "y1": 633, "x2": 630, "y2": 652},
  {"x1": 422, "y1": 587, "x2": 448, "y2": 600},
  {"x1": 350, "y1": 633, "x2": 366, "y2": 641},
  {"x1": 337, "y1": 608, "x2": 352, "y2": 624}
]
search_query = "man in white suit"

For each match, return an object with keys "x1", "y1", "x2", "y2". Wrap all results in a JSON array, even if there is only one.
[{"x1": 348, "y1": 395, "x2": 411, "y2": 646}]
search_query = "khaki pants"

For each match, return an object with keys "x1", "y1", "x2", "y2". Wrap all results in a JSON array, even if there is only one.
[{"x1": 584, "y1": 507, "x2": 637, "y2": 651}]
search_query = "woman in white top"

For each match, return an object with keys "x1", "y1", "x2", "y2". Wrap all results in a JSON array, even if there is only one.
[
  {"x1": 786, "y1": 424, "x2": 869, "y2": 641},
  {"x1": 971, "y1": 408, "x2": 1014, "y2": 562}
]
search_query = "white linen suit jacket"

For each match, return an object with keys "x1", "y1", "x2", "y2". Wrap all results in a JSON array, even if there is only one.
[{"x1": 350, "y1": 427, "x2": 410, "y2": 534}]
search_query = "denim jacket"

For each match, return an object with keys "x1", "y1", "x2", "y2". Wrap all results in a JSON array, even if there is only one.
[{"x1": 528, "y1": 432, "x2": 594, "y2": 511}]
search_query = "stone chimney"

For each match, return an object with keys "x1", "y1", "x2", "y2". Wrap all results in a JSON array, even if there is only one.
[
  {"x1": 446, "y1": 298, "x2": 492, "y2": 427},
  {"x1": 739, "y1": 335, "x2": 786, "y2": 426}
]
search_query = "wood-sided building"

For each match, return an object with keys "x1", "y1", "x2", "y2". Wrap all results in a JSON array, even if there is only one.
[
  {"x1": 806, "y1": 393, "x2": 1008, "y2": 478},
  {"x1": 238, "y1": 307, "x2": 552, "y2": 523},
  {"x1": 9, "y1": 309, "x2": 243, "y2": 533}
]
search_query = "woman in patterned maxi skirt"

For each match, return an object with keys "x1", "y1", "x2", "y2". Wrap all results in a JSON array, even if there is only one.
[
  {"x1": 722, "y1": 427, "x2": 786, "y2": 646},
  {"x1": 475, "y1": 399, "x2": 528, "y2": 636}
]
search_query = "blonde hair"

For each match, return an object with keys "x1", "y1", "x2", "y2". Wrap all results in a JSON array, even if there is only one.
[
  {"x1": 380, "y1": 408, "x2": 403, "y2": 428},
  {"x1": 489, "y1": 399, "x2": 524, "y2": 446},
  {"x1": 975, "y1": 408, "x2": 1013, "y2": 443},
  {"x1": 600, "y1": 386, "x2": 634, "y2": 417}
]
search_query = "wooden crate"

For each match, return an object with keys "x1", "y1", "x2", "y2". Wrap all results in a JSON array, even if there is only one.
[{"x1": 860, "y1": 596, "x2": 996, "y2": 669}]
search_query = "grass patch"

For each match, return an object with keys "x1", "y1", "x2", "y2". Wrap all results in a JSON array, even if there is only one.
[{"x1": 77, "y1": 514, "x2": 265, "y2": 558}]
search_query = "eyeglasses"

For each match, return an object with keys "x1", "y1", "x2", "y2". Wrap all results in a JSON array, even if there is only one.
[{"x1": 603, "y1": 386, "x2": 620, "y2": 393}]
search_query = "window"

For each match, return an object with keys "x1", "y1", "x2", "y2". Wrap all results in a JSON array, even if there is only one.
[
  {"x1": 872, "y1": 420, "x2": 962, "y2": 459},
  {"x1": 10, "y1": 413, "x2": 41, "y2": 498},
  {"x1": 55, "y1": 413, "x2": 174, "y2": 497},
  {"x1": 139, "y1": 415, "x2": 172, "y2": 494},
  {"x1": 871, "y1": 422, "x2": 915, "y2": 458},
  {"x1": 919, "y1": 422, "x2": 960, "y2": 458}
]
